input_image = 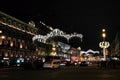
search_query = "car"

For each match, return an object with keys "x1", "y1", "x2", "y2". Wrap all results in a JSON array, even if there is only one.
[
  {"x1": 43, "y1": 60, "x2": 60, "y2": 69},
  {"x1": 59, "y1": 61, "x2": 67, "y2": 66},
  {"x1": 80, "y1": 61, "x2": 88, "y2": 66},
  {"x1": 70, "y1": 61, "x2": 78, "y2": 66}
]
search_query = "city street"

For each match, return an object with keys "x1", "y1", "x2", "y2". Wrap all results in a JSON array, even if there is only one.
[
  {"x1": 0, "y1": 1, "x2": 120, "y2": 80},
  {"x1": 0, "y1": 66, "x2": 120, "y2": 80}
]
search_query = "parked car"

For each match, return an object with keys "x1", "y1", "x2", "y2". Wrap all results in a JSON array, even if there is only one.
[
  {"x1": 43, "y1": 60, "x2": 60, "y2": 69},
  {"x1": 80, "y1": 61, "x2": 88, "y2": 66},
  {"x1": 59, "y1": 61, "x2": 67, "y2": 66},
  {"x1": 70, "y1": 61, "x2": 79, "y2": 66}
]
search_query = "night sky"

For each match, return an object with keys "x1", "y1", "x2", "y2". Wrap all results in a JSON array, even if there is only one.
[{"x1": 0, "y1": 0, "x2": 119, "y2": 50}]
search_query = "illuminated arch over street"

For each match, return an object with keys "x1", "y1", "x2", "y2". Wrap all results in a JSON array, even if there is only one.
[
  {"x1": 80, "y1": 49, "x2": 100, "y2": 55},
  {"x1": 32, "y1": 28, "x2": 83, "y2": 43}
]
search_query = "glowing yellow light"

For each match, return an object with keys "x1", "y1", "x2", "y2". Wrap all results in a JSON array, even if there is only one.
[
  {"x1": 20, "y1": 42, "x2": 23, "y2": 48},
  {"x1": 102, "y1": 33, "x2": 106, "y2": 38},
  {"x1": 0, "y1": 30, "x2": 2, "y2": 33},
  {"x1": 50, "y1": 52, "x2": 56, "y2": 56},
  {"x1": 1, "y1": 36, "x2": 5, "y2": 39},
  {"x1": 52, "y1": 47, "x2": 56, "y2": 51},
  {"x1": 102, "y1": 29, "x2": 106, "y2": 32},
  {"x1": 10, "y1": 40, "x2": 13, "y2": 47}
]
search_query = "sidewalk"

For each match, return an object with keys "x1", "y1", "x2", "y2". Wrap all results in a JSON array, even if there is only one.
[{"x1": 0, "y1": 67, "x2": 23, "y2": 71}]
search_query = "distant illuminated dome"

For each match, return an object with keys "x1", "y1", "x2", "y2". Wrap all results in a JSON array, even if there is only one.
[{"x1": 28, "y1": 21, "x2": 35, "y2": 27}]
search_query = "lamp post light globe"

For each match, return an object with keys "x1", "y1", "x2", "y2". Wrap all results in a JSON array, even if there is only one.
[
  {"x1": 102, "y1": 29, "x2": 106, "y2": 32},
  {"x1": 0, "y1": 30, "x2": 2, "y2": 33},
  {"x1": 102, "y1": 33, "x2": 106, "y2": 39},
  {"x1": 102, "y1": 29, "x2": 106, "y2": 40}
]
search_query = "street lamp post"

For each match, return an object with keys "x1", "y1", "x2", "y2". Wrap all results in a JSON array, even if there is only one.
[
  {"x1": 102, "y1": 29, "x2": 106, "y2": 61},
  {"x1": 99, "y1": 29, "x2": 110, "y2": 61}
]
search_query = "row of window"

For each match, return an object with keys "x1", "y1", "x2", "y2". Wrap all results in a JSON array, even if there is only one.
[
  {"x1": 0, "y1": 37, "x2": 34, "y2": 50},
  {"x1": 0, "y1": 14, "x2": 38, "y2": 35}
]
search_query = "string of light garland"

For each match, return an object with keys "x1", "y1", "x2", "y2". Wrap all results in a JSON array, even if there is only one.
[{"x1": 32, "y1": 28, "x2": 83, "y2": 43}]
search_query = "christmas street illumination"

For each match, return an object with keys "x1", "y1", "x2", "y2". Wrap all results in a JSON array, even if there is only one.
[
  {"x1": 99, "y1": 41, "x2": 110, "y2": 48},
  {"x1": 32, "y1": 28, "x2": 83, "y2": 43},
  {"x1": 99, "y1": 41, "x2": 110, "y2": 60}
]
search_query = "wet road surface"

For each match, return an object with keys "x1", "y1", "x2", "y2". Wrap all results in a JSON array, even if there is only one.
[{"x1": 0, "y1": 66, "x2": 120, "y2": 80}]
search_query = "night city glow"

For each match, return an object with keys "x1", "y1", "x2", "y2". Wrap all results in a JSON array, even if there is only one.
[{"x1": 0, "y1": 1, "x2": 120, "y2": 80}]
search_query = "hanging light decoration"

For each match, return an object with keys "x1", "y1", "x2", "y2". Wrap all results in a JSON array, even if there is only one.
[{"x1": 32, "y1": 28, "x2": 83, "y2": 43}]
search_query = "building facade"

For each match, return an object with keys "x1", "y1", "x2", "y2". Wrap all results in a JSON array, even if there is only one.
[
  {"x1": 0, "y1": 11, "x2": 38, "y2": 60},
  {"x1": 110, "y1": 32, "x2": 120, "y2": 56}
]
